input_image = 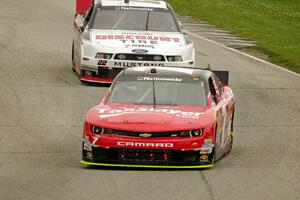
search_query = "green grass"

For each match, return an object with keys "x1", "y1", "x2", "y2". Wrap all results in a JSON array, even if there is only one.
[{"x1": 168, "y1": 0, "x2": 300, "y2": 73}]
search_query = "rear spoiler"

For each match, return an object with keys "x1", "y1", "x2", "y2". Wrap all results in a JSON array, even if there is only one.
[
  {"x1": 213, "y1": 70, "x2": 229, "y2": 85},
  {"x1": 76, "y1": 0, "x2": 93, "y2": 14},
  {"x1": 154, "y1": 66, "x2": 230, "y2": 85},
  {"x1": 76, "y1": 0, "x2": 168, "y2": 14}
]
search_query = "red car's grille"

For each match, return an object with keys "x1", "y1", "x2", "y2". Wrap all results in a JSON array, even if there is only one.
[
  {"x1": 118, "y1": 149, "x2": 171, "y2": 162},
  {"x1": 103, "y1": 128, "x2": 183, "y2": 138},
  {"x1": 114, "y1": 54, "x2": 165, "y2": 61},
  {"x1": 88, "y1": 148, "x2": 204, "y2": 165}
]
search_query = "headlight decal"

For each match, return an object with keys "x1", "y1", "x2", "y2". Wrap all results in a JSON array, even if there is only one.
[
  {"x1": 91, "y1": 125, "x2": 104, "y2": 134},
  {"x1": 166, "y1": 56, "x2": 183, "y2": 62}
]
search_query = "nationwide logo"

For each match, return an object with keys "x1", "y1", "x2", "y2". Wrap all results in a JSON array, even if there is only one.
[
  {"x1": 137, "y1": 76, "x2": 182, "y2": 82},
  {"x1": 119, "y1": 7, "x2": 154, "y2": 11},
  {"x1": 117, "y1": 141, "x2": 174, "y2": 148}
]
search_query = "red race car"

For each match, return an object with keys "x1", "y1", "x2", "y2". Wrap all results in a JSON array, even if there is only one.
[{"x1": 81, "y1": 66, "x2": 235, "y2": 168}]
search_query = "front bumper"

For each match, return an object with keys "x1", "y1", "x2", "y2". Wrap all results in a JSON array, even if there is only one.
[
  {"x1": 80, "y1": 67, "x2": 123, "y2": 83},
  {"x1": 81, "y1": 160, "x2": 213, "y2": 169},
  {"x1": 79, "y1": 58, "x2": 195, "y2": 83},
  {"x1": 81, "y1": 146, "x2": 214, "y2": 169}
]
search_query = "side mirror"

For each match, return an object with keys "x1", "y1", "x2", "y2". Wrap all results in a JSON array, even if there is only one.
[{"x1": 74, "y1": 15, "x2": 84, "y2": 28}]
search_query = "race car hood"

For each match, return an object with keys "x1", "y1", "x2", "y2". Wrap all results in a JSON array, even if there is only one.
[
  {"x1": 86, "y1": 103, "x2": 215, "y2": 132},
  {"x1": 90, "y1": 30, "x2": 187, "y2": 54}
]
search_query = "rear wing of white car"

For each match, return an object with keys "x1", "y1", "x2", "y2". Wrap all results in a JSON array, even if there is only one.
[
  {"x1": 76, "y1": 0, "x2": 168, "y2": 14},
  {"x1": 76, "y1": 0, "x2": 93, "y2": 14},
  {"x1": 213, "y1": 70, "x2": 229, "y2": 85}
]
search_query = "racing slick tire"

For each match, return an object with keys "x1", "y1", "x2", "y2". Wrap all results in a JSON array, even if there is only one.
[
  {"x1": 208, "y1": 148, "x2": 216, "y2": 165},
  {"x1": 226, "y1": 115, "x2": 234, "y2": 154},
  {"x1": 71, "y1": 41, "x2": 76, "y2": 73},
  {"x1": 225, "y1": 134, "x2": 233, "y2": 154}
]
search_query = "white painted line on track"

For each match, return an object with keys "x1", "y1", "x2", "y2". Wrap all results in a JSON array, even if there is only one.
[{"x1": 184, "y1": 29, "x2": 300, "y2": 77}]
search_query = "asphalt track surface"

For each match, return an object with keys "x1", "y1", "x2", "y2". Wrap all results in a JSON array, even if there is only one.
[{"x1": 0, "y1": 1, "x2": 299, "y2": 200}]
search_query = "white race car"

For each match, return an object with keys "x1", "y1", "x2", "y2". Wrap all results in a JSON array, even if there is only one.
[{"x1": 72, "y1": 0, "x2": 195, "y2": 83}]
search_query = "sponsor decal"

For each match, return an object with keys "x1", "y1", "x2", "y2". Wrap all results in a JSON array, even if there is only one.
[
  {"x1": 137, "y1": 76, "x2": 182, "y2": 82},
  {"x1": 117, "y1": 141, "x2": 173, "y2": 148},
  {"x1": 200, "y1": 155, "x2": 209, "y2": 161},
  {"x1": 114, "y1": 62, "x2": 164, "y2": 67},
  {"x1": 97, "y1": 108, "x2": 204, "y2": 119},
  {"x1": 224, "y1": 90, "x2": 234, "y2": 105},
  {"x1": 200, "y1": 137, "x2": 214, "y2": 154},
  {"x1": 119, "y1": 6, "x2": 154, "y2": 11},
  {"x1": 132, "y1": 49, "x2": 148, "y2": 54},
  {"x1": 122, "y1": 32, "x2": 153, "y2": 36},
  {"x1": 83, "y1": 139, "x2": 92, "y2": 151},
  {"x1": 86, "y1": 152, "x2": 93, "y2": 160},
  {"x1": 96, "y1": 34, "x2": 180, "y2": 43},
  {"x1": 200, "y1": 149, "x2": 210, "y2": 154},
  {"x1": 204, "y1": 138, "x2": 213, "y2": 144},
  {"x1": 131, "y1": 44, "x2": 155, "y2": 49}
]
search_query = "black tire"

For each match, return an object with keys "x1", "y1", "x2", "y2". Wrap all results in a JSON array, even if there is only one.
[
  {"x1": 226, "y1": 134, "x2": 233, "y2": 154},
  {"x1": 71, "y1": 41, "x2": 76, "y2": 72},
  {"x1": 225, "y1": 116, "x2": 234, "y2": 154},
  {"x1": 208, "y1": 148, "x2": 216, "y2": 164},
  {"x1": 231, "y1": 109, "x2": 235, "y2": 132},
  {"x1": 209, "y1": 123, "x2": 218, "y2": 164}
]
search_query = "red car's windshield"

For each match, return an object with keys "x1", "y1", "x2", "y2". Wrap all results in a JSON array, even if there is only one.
[{"x1": 107, "y1": 78, "x2": 207, "y2": 106}]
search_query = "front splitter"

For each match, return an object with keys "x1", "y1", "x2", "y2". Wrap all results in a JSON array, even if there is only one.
[{"x1": 81, "y1": 160, "x2": 213, "y2": 169}]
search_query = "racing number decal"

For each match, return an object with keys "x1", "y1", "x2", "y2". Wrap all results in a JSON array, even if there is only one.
[
  {"x1": 92, "y1": 136, "x2": 99, "y2": 145},
  {"x1": 98, "y1": 60, "x2": 107, "y2": 66}
]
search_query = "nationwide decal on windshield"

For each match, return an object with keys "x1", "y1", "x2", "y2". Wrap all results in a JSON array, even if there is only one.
[
  {"x1": 119, "y1": 7, "x2": 154, "y2": 11},
  {"x1": 137, "y1": 76, "x2": 182, "y2": 82},
  {"x1": 96, "y1": 108, "x2": 204, "y2": 119}
]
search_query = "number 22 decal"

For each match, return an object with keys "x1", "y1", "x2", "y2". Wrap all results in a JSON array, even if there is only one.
[{"x1": 98, "y1": 60, "x2": 107, "y2": 66}]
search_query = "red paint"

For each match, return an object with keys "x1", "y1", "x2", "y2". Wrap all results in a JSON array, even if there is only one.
[
  {"x1": 80, "y1": 76, "x2": 113, "y2": 83},
  {"x1": 83, "y1": 69, "x2": 235, "y2": 157},
  {"x1": 76, "y1": 0, "x2": 93, "y2": 14},
  {"x1": 87, "y1": 133, "x2": 210, "y2": 150}
]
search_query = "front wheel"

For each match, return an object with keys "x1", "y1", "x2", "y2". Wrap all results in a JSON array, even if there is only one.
[
  {"x1": 225, "y1": 133, "x2": 233, "y2": 154},
  {"x1": 208, "y1": 148, "x2": 216, "y2": 164},
  {"x1": 226, "y1": 117, "x2": 234, "y2": 154},
  {"x1": 71, "y1": 41, "x2": 76, "y2": 72}
]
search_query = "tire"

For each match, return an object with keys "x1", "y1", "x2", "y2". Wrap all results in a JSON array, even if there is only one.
[
  {"x1": 225, "y1": 134, "x2": 233, "y2": 154},
  {"x1": 71, "y1": 41, "x2": 76, "y2": 72},
  {"x1": 209, "y1": 148, "x2": 216, "y2": 164},
  {"x1": 231, "y1": 110, "x2": 235, "y2": 132},
  {"x1": 225, "y1": 115, "x2": 234, "y2": 154}
]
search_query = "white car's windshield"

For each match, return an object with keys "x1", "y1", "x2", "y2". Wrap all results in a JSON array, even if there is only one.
[
  {"x1": 108, "y1": 76, "x2": 207, "y2": 106},
  {"x1": 91, "y1": 7, "x2": 179, "y2": 32}
]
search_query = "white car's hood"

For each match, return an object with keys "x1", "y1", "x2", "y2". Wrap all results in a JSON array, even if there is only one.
[{"x1": 90, "y1": 30, "x2": 186, "y2": 53}]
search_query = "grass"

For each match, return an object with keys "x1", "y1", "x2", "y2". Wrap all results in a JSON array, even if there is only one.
[{"x1": 168, "y1": 0, "x2": 300, "y2": 73}]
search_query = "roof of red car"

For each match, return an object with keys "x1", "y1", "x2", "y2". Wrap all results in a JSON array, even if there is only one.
[{"x1": 118, "y1": 67, "x2": 213, "y2": 80}]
